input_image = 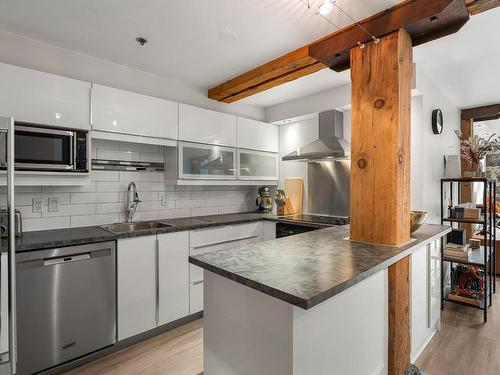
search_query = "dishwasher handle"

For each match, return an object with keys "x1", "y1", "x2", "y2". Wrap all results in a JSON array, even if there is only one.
[{"x1": 43, "y1": 253, "x2": 91, "y2": 266}]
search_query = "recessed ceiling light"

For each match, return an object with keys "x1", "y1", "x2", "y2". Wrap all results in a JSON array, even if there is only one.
[
  {"x1": 136, "y1": 37, "x2": 148, "y2": 46},
  {"x1": 218, "y1": 30, "x2": 238, "y2": 42}
]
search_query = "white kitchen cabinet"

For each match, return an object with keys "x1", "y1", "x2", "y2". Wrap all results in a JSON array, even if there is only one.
[
  {"x1": 117, "y1": 236, "x2": 157, "y2": 340},
  {"x1": 178, "y1": 142, "x2": 236, "y2": 180},
  {"x1": 262, "y1": 221, "x2": 277, "y2": 241},
  {"x1": 410, "y1": 239, "x2": 442, "y2": 362},
  {"x1": 158, "y1": 231, "x2": 190, "y2": 325},
  {"x1": 0, "y1": 62, "x2": 90, "y2": 129},
  {"x1": 179, "y1": 103, "x2": 236, "y2": 147},
  {"x1": 237, "y1": 149, "x2": 279, "y2": 180},
  {"x1": 91, "y1": 84, "x2": 178, "y2": 140},
  {"x1": 237, "y1": 117, "x2": 278, "y2": 152},
  {"x1": 189, "y1": 223, "x2": 262, "y2": 314}
]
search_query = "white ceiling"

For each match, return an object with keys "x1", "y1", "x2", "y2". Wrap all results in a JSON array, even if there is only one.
[
  {"x1": 413, "y1": 7, "x2": 500, "y2": 108},
  {"x1": 0, "y1": 0, "x2": 399, "y2": 107},
  {"x1": 0, "y1": 0, "x2": 498, "y2": 109}
]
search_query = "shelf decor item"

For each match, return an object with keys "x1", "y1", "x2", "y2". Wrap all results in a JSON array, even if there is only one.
[{"x1": 455, "y1": 130, "x2": 500, "y2": 177}]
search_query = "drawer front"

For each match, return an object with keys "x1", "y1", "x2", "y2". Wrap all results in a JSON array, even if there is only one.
[
  {"x1": 190, "y1": 225, "x2": 229, "y2": 248},
  {"x1": 227, "y1": 222, "x2": 262, "y2": 240}
]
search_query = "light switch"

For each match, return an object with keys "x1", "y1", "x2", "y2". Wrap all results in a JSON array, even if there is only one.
[{"x1": 48, "y1": 197, "x2": 59, "y2": 212}]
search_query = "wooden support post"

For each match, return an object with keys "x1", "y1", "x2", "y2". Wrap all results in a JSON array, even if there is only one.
[
  {"x1": 350, "y1": 29, "x2": 412, "y2": 375},
  {"x1": 388, "y1": 256, "x2": 411, "y2": 375},
  {"x1": 350, "y1": 29, "x2": 412, "y2": 246}
]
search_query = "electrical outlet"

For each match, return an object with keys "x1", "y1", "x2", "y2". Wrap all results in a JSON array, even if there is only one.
[
  {"x1": 32, "y1": 198, "x2": 43, "y2": 213},
  {"x1": 48, "y1": 197, "x2": 59, "y2": 212},
  {"x1": 160, "y1": 194, "x2": 169, "y2": 207}
]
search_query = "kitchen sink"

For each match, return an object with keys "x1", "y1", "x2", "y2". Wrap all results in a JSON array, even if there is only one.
[{"x1": 100, "y1": 221, "x2": 173, "y2": 234}]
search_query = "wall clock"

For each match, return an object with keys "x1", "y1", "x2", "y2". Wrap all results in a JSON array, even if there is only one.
[{"x1": 432, "y1": 109, "x2": 443, "y2": 134}]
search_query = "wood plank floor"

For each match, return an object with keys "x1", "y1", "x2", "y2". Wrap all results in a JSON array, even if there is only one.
[
  {"x1": 417, "y1": 283, "x2": 500, "y2": 375},
  {"x1": 65, "y1": 288, "x2": 500, "y2": 375},
  {"x1": 64, "y1": 320, "x2": 203, "y2": 375}
]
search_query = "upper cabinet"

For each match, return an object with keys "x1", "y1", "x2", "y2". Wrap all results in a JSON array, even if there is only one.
[
  {"x1": 91, "y1": 84, "x2": 178, "y2": 140},
  {"x1": 0, "y1": 63, "x2": 90, "y2": 130},
  {"x1": 179, "y1": 104, "x2": 236, "y2": 147},
  {"x1": 237, "y1": 117, "x2": 278, "y2": 153}
]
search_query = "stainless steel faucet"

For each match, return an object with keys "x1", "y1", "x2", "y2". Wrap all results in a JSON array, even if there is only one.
[{"x1": 127, "y1": 182, "x2": 141, "y2": 222}]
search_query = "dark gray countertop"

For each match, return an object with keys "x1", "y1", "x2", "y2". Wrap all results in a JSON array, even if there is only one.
[
  {"x1": 1, "y1": 212, "x2": 279, "y2": 253},
  {"x1": 189, "y1": 224, "x2": 451, "y2": 310},
  {"x1": 2, "y1": 212, "x2": 337, "y2": 253}
]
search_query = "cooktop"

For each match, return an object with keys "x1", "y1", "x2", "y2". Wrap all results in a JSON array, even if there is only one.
[{"x1": 279, "y1": 214, "x2": 350, "y2": 226}]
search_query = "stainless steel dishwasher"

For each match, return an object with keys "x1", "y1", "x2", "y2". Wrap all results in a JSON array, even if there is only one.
[{"x1": 16, "y1": 241, "x2": 116, "y2": 375}]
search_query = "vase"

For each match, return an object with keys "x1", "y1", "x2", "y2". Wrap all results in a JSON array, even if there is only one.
[{"x1": 463, "y1": 161, "x2": 486, "y2": 177}]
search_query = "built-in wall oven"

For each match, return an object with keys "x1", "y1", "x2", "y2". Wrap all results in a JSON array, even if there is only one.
[{"x1": 0, "y1": 122, "x2": 89, "y2": 172}]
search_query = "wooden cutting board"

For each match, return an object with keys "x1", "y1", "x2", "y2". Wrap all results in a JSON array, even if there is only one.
[{"x1": 284, "y1": 178, "x2": 304, "y2": 214}]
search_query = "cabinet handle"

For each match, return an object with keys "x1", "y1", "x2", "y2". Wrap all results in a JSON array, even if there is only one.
[
  {"x1": 192, "y1": 280, "x2": 204, "y2": 286},
  {"x1": 191, "y1": 234, "x2": 258, "y2": 249}
]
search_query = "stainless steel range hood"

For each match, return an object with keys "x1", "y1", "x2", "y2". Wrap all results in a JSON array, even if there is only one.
[{"x1": 282, "y1": 110, "x2": 350, "y2": 161}]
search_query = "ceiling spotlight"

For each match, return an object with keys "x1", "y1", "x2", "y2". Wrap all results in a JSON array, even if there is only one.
[
  {"x1": 136, "y1": 37, "x2": 148, "y2": 46},
  {"x1": 318, "y1": 0, "x2": 335, "y2": 16}
]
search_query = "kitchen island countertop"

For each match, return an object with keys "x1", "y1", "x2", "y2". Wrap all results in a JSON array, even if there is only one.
[{"x1": 189, "y1": 224, "x2": 451, "y2": 309}]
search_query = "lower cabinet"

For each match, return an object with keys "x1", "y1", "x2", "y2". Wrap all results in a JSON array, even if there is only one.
[
  {"x1": 117, "y1": 231, "x2": 190, "y2": 340},
  {"x1": 158, "y1": 231, "x2": 190, "y2": 325},
  {"x1": 189, "y1": 222, "x2": 262, "y2": 314},
  {"x1": 117, "y1": 235, "x2": 157, "y2": 340},
  {"x1": 117, "y1": 222, "x2": 270, "y2": 340}
]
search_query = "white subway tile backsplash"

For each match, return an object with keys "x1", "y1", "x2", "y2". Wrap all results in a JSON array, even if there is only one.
[
  {"x1": 95, "y1": 181, "x2": 129, "y2": 192},
  {"x1": 119, "y1": 171, "x2": 163, "y2": 182},
  {"x1": 15, "y1": 193, "x2": 70, "y2": 206},
  {"x1": 71, "y1": 214, "x2": 119, "y2": 227},
  {"x1": 96, "y1": 202, "x2": 126, "y2": 214},
  {"x1": 43, "y1": 204, "x2": 96, "y2": 217},
  {"x1": 71, "y1": 192, "x2": 119, "y2": 204},
  {"x1": 175, "y1": 199, "x2": 205, "y2": 209},
  {"x1": 41, "y1": 183, "x2": 97, "y2": 193},
  {"x1": 91, "y1": 170, "x2": 120, "y2": 182},
  {"x1": 23, "y1": 216, "x2": 71, "y2": 231},
  {"x1": 158, "y1": 208, "x2": 191, "y2": 220},
  {"x1": 190, "y1": 207, "x2": 219, "y2": 216}
]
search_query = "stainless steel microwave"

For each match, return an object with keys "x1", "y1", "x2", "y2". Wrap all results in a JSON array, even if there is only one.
[{"x1": 0, "y1": 122, "x2": 89, "y2": 172}]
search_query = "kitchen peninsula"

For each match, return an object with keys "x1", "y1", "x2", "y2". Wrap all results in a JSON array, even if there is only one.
[{"x1": 190, "y1": 224, "x2": 450, "y2": 375}]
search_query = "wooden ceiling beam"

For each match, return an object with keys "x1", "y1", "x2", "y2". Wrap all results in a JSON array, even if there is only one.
[
  {"x1": 207, "y1": 46, "x2": 326, "y2": 103},
  {"x1": 461, "y1": 103, "x2": 500, "y2": 121},
  {"x1": 208, "y1": 0, "x2": 470, "y2": 103},
  {"x1": 465, "y1": 0, "x2": 500, "y2": 14},
  {"x1": 312, "y1": 0, "x2": 469, "y2": 69}
]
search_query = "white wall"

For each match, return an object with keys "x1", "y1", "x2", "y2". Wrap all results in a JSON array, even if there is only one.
[
  {"x1": 265, "y1": 84, "x2": 351, "y2": 124},
  {"x1": 0, "y1": 30, "x2": 264, "y2": 121},
  {"x1": 415, "y1": 67, "x2": 460, "y2": 223},
  {"x1": 278, "y1": 117, "x2": 319, "y2": 213}
]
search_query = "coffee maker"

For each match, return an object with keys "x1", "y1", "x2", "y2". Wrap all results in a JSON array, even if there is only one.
[{"x1": 256, "y1": 186, "x2": 274, "y2": 213}]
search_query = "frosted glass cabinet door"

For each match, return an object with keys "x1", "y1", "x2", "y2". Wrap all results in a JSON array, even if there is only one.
[
  {"x1": 237, "y1": 149, "x2": 278, "y2": 180},
  {"x1": 179, "y1": 142, "x2": 236, "y2": 179}
]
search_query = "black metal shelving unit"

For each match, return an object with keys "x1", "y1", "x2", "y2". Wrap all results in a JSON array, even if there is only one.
[{"x1": 440, "y1": 177, "x2": 496, "y2": 322}]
